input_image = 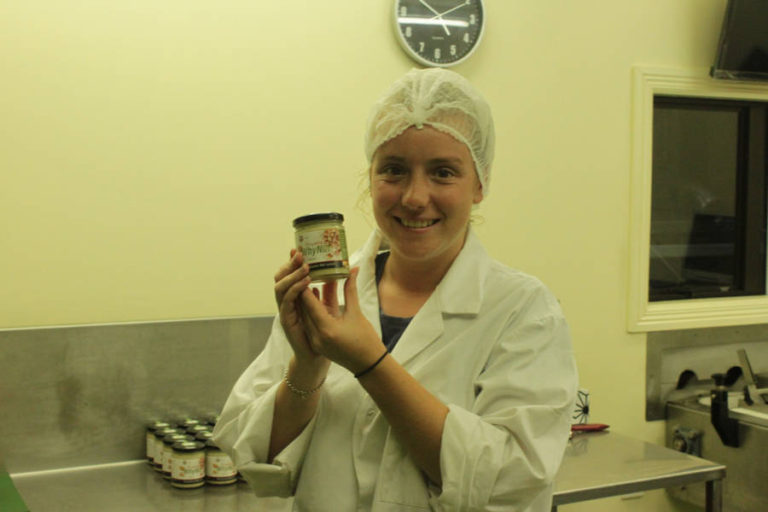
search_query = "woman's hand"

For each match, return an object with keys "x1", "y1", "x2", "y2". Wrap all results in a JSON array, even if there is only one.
[
  {"x1": 301, "y1": 267, "x2": 448, "y2": 486},
  {"x1": 300, "y1": 267, "x2": 386, "y2": 374},
  {"x1": 273, "y1": 250, "x2": 329, "y2": 372}
]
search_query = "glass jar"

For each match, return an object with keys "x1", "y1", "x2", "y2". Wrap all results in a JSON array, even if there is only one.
[
  {"x1": 204, "y1": 438, "x2": 237, "y2": 486},
  {"x1": 162, "y1": 433, "x2": 193, "y2": 480},
  {"x1": 146, "y1": 421, "x2": 170, "y2": 466},
  {"x1": 170, "y1": 441, "x2": 206, "y2": 489},
  {"x1": 293, "y1": 212, "x2": 350, "y2": 282},
  {"x1": 153, "y1": 427, "x2": 181, "y2": 472}
]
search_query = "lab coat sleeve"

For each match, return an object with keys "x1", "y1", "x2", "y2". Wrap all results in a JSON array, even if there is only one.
[
  {"x1": 431, "y1": 311, "x2": 578, "y2": 511},
  {"x1": 212, "y1": 316, "x2": 319, "y2": 498}
]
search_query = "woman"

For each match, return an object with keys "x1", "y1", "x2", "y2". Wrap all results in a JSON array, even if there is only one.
[{"x1": 213, "y1": 68, "x2": 578, "y2": 511}]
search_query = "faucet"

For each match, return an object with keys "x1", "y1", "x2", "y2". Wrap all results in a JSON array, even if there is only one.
[
  {"x1": 737, "y1": 348, "x2": 768, "y2": 405},
  {"x1": 710, "y1": 373, "x2": 740, "y2": 447}
]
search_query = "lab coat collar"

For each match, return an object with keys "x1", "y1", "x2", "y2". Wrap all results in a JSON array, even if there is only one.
[
  {"x1": 353, "y1": 227, "x2": 487, "y2": 316},
  {"x1": 434, "y1": 228, "x2": 487, "y2": 316},
  {"x1": 352, "y1": 227, "x2": 489, "y2": 367}
]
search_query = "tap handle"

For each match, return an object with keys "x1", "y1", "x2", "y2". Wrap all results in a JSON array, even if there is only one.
[{"x1": 712, "y1": 373, "x2": 726, "y2": 387}]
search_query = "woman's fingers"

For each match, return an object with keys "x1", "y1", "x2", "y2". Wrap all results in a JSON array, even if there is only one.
[
  {"x1": 279, "y1": 274, "x2": 311, "y2": 312},
  {"x1": 274, "y1": 250, "x2": 302, "y2": 284},
  {"x1": 274, "y1": 252, "x2": 309, "y2": 304},
  {"x1": 300, "y1": 289, "x2": 324, "y2": 353},
  {"x1": 298, "y1": 273, "x2": 382, "y2": 373},
  {"x1": 301, "y1": 270, "x2": 361, "y2": 332},
  {"x1": 343, "y1": 267, "x2": 361, "y2": 314},
  {"x1": 321, "y1": 280, "x2": 340, "y2": 317},
  {"x1": 301, "y1": 286, "x2": 327, "y2": 319}
]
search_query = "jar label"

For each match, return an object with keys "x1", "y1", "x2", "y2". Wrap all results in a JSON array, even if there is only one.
[
  {"x1": 162, "y1": 447, "x2": 173, "y2": 475},
  {"x1": 154, "y1": 439, "x2": 165, "y2": 468},
  {"x1": 206, "y1": 451, "x2": 236, "y2": 479},
  {"x1": 146, "y1": 433, "x2": 154, "y2": 461},
  {"x1": 296, "y1": 227, "x2": 348, "y2": 267},
  {"x1": 171, "y1": 453, "x2": 205, "y2": 483}
]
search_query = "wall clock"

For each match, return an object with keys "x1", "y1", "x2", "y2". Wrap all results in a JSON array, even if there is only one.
[{"x1": 393, "y1": 0, "x2": 485, "y2": 67}]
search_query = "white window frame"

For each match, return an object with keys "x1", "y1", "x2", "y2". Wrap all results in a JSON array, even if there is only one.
[{"x1": 628, "y1": 66, "x2": 768, "y2": 332}]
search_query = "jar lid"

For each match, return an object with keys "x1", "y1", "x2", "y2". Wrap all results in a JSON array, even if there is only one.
[
  {"x1": 195, "y1": 431, "x2": 214, "y2": 442},
  {"x1": 293, "y1": 212, "x2": 344, "y2": 227},
  {"x1": 172, "y1": 440, "x2": 204, "y2": 452},
  {"x1": 171, "y1": 416, "x2": 197, "y2": 427},
  {"x1": 163, "y1": 433, "x2": 192, "y2": 445},
  {"x1": 154, "y1": 427, "x2": 179, "y2": 439},
  {"x1": 147, "y1": 421, "x2": 170, "y2": 432},
  {"x1": 186, "y1": 424, "x2": 210, "y2": 435}
]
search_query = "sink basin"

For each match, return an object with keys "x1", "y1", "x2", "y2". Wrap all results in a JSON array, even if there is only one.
[{"x1": 697, "y1": 395, "x2": 768, "y2": 425}]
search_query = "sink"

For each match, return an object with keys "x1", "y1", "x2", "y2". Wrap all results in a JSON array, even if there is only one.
[{"x1": 697, "y1": 395, "x2": 768, "y2": 425}]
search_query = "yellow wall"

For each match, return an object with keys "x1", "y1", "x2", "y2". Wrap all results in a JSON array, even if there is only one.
[{"x1": 0, "y1": 1, "x2": 729, "y2": 509}]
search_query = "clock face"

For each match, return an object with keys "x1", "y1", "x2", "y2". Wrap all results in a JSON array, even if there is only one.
[{"x1": 394, "y1": 0, "x2": 485, "y2": 67}]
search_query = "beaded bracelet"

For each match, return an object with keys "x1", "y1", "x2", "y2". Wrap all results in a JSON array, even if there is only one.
[
  {"x1": 283, "y1": 368, "x2": 325, "y2": 399},
  {"x1": 354, "y1": 350, "x2": 389, "y2": 379}
]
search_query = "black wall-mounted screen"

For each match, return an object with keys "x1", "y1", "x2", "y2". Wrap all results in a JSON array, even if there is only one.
[{"x1": 711, "y1": 0, "x2": 768, "y2": 81}]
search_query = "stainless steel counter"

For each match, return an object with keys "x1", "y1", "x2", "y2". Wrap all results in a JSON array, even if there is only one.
[
  {"x1": 10, "y1": 432, "x2": 725, "y2": 511},
  {"x1": 553, "y1": 431, "x2": 725, "y2": 511},
  {"x1": 12, "y1": 461, "x2": 294, "y2": 512}
]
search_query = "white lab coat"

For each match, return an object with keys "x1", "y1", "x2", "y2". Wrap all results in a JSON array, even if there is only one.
[{"x1": 213, "y1": 229, "x2": 578, "y2": 511}]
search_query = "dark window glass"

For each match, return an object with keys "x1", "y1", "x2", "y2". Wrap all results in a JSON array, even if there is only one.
[{"x1": 650, "y1": 96, "x2": 767, "y2": 301}]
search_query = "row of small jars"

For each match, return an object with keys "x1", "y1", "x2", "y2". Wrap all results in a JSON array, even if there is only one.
[{"x1": 146, "y1": 417, "x2": 239, "y2": 489}]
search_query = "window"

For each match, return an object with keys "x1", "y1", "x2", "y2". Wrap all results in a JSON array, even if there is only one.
[
  {"x1": 649, "y1": 96, "x2": 767, "y2": 301},
  {"x1": 628, "y1": 67, "x2": 768, "y2": 331}
]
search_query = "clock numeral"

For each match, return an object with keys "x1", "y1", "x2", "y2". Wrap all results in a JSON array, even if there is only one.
[
  {"x1": 450, "y1": 45, "x2": 457, "y2": 56},
  {"x1": 400, "y1": 6, "x2": 407, "y2": 16},
  {"x1": 469, "y1": 14, "x2": 477, "y2": 25},
  {"x1": 419, "y1": 41, "x2": 425, "y2": 53},
  {"x1": 434, "y1": 47, "x2": 441, "y2": 60},
  {"x1": 405, "y1": 26, "x2": 412, "y2": 38},
  {"x1": 463, "y1": 33, "x2": 470, "y2": 43}
]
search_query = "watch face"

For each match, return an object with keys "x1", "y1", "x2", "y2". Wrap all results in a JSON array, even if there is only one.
[{"x1": 394, "y1": 0, "x2": 484, "y2": 67}]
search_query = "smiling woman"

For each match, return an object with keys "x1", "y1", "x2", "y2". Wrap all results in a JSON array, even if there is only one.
[
  {"x1": 213, "y1": 68, "x2": 578, "y2": 511},
  {"x1": 370, "y1": 126, "x2": 483, "y2": 299}
]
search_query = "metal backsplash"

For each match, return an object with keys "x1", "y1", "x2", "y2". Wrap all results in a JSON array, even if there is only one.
[
  {"x1": 0, "y1": 316, "x2": 274, "y2": 473},
  {"x1": 647, "y1": 323, "x2": 768, "y2": 420}
]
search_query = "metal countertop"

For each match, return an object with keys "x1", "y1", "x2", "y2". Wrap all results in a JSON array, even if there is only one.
[
  {"x1": 10, "y1": 432, "x2": 725, "y2": 511},
  {"x1": 12, "y1": 461, "x2": 293, "y2": 512},
  {"x1": 553, "y1": 431, "x2": 725, "y2": 507}
]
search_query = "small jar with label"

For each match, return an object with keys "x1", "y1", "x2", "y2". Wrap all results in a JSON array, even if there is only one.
[
  {"x1": 293, "y1": 212, "x2": 350, "y2": 282},
  {"x1": 153, "y1": 427, "x2": 181, "y2": 472},
  {"x1": 161, "y1": 433, "x2": 193, "y2": 480},
  {"x1": 146, "y1": 421, "x2": 170, "y2": 466},
  {"x1": 171, "y1": 441, "x2": 206, "y2": 489},
  {"x1": 204, "y1": 438, "x2": 237, "y2": 486}
]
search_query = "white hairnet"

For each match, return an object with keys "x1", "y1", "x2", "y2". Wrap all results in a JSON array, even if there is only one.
[{"x1": 364, "y1": 68, "x2": 495, "y2": 196}]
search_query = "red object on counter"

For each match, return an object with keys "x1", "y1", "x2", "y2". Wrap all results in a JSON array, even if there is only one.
[{"x1": 571, "y1": 423, "x2": 610, "y2": 432}]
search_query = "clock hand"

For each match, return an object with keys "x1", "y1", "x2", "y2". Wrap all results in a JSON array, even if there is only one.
[
  {"x1": 418, "y1": 0, "x2": 441, "y2": 17},
  {"x1": 418, "y1": 0, "x2": 451, "y2": 36},
  {"x1": 432, "y1": 0, "x2": 471, "y2": 20}
]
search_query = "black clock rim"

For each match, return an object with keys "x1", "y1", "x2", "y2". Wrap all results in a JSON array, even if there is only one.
[{"x1": 393, "y1": 0, "x2": 485, "y2": 67}]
